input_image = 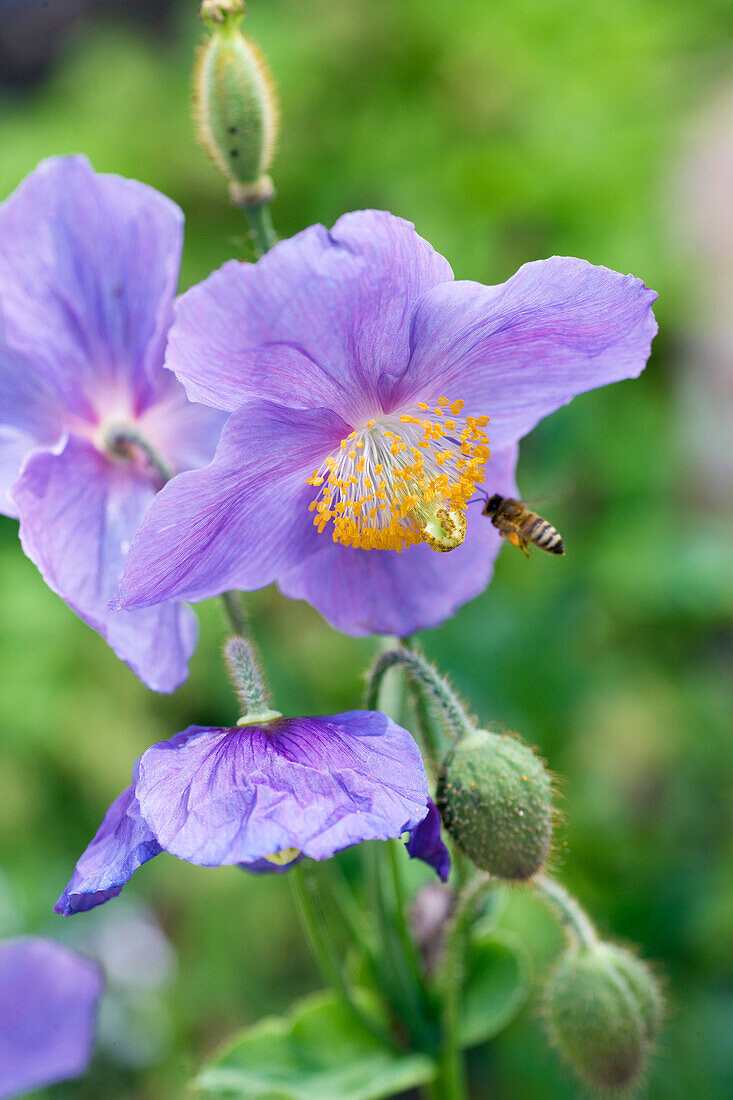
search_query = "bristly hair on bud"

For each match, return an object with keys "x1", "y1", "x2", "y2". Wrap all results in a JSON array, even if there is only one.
[
  {"x1": 437, "y1": 725, "x2": 554, "y2": 880},
  {"x1": 193, "y1": 0, "x2": 279, "y2": 207},
  {"x1": 544, "y1": 940, "x2": 664, "y2": 1093}
]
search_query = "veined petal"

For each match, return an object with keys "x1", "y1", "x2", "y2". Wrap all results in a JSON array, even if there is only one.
[
  {"x1": 397, "y1": 257, "x2": 657, "y2": 449},
  {"x1": 278, "y1": 445, "x2": 518, "y2": 636},
  {"x1": 166, "y1": 210, "x2": 453, "y2": 422},
  {"x1": 135, "y1": 713, "x2": 430, "y2": 866},
  {"x1": 136, "y1": 372, "x2": 227, "y2": 475},
  {"x1": 0, "y1": 938, "x2": 102, "y2": 1097},
  {"x1": 0, "y1": 155, "x2": 182, "y2": 419},
  {"x1": 56, "y1": 729, "x2": 209, "y2": 916},
  {"x1": 406, "y1": 798, "x2": 450, "y2": 882},
  {"x1": 118, "y1": 400, "x2": 345, "y2": 609},
  {"x1": 0, "y1": 321, "x2": 64, "y2": 517},
  {"x1": 54, "y1": 785, "x2": 161, "y2": 916},
  {"x1": 13, "y1": 436, "x2": 197, "y2": 693}
]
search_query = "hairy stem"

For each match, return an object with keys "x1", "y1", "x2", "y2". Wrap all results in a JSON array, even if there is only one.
[
  {"x1": 223, "y1": 635, "x2": 269, "y2": 716},
  {"x1": 221, "y1": 589, "x2": 249, "y2": 637},
  {"x1": 366, "y1": 645, "x2": 473, "y2": 742},
  {"x1": 533, "y1": 874, "x2": 598, "y2": 949}
]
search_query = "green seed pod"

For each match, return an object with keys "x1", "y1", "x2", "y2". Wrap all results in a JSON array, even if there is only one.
[
  {"x1": 545, "y1": 942, "x2": 663, "y2": 1092},
  {"x1": 437, "y1": 726, "x2": 553, "y2": 879},
  {"x1": 194, "y1": 0, "x2": 279, "y2": 206}
]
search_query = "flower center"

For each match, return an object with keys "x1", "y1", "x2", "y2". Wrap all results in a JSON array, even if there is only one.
[
  {"x1": 95, "y1": 423, "x2": 173, "y2": 486},
  {"x1": 306, "y1": 397, "x2": 490, "y2": 552}
]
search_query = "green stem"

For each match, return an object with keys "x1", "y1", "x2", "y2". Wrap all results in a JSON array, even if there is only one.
[
  {"x1": 387, "y1": 840, "x2": 429, "y2": 1001},
  {"x1": 365, "y1": 842, "x2": 433, "y2": 1050},
  {"x1": 321, "y1": 859, "x2": 385, "y2": 978},
  {"x1": 438, "y1": 874, "x2": 491, "y2": 1100},
  {"x1": 223, "y1": 636, "x2": 270, "y2": 717},
  {"x1": 366, "y1": 645, "x2": 472, "y2": 741},
  {"x1": 406, "y1": 669, "x2": 444, "y2": 771},
  {"x1": 290, "y1": 864, "x2": 393, "y2": 1046},
  {"x1": 245, "y1": 201, "x2": 278, "y2": 256},
  {"x1": 533, "y1": 874, "x2": 598, "y2": 949},
  {"x1": 221, "y1": 589, "x2": 249, "y2": 636},
  {"x1": 361, "y1": 649, "x2": 434, "y2": 1047}
]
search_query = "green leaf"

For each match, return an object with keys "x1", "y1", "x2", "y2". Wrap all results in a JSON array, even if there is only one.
[
  {"x1": 460, "y1": 927, "x2": 532, "y2": 1048},
  {"x1": 196, "y1": 989, "x2": 437, "y2": 1099}
]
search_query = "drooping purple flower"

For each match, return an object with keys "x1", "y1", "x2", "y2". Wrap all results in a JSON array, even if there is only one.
[
  {"x1": 56, "y1": 710, "x2": 442, "y2": 915},
  {"x1": 0, "y1": 937, "x2": 102, "y2": 1098},
  {"x1": 0, "y1": 156, "x2": 224, "y2": 691},
  {"x1": 116, "y1": 212, "x2": 657, "y2": 636}
]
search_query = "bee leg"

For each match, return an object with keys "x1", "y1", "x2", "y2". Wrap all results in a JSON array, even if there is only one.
[{"x1": 507, "y1": 530, "x2": 530, "y2": 556}]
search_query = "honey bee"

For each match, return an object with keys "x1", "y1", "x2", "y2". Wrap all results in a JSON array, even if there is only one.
[{"x1": 481, "y1": 494, "x2": 565, "y2": 556}]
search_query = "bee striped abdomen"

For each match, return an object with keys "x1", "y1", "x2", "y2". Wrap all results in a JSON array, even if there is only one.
[{"x1": 524, "y1": 515, "x2": 565, "y2": 555}]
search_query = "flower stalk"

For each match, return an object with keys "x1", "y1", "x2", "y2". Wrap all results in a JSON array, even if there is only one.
[
  {"x1": 366, "y1": 645, "x2": 473, "y2": 745},
  {"x1": 533, "y1": 874, "x2": 598, "y2": 949},
  {"x1": 437, "y1": 873, "x2": 491, "y2": 1100},
  {"x1": 290, "y1": 864, "x2": 393, "y2": 1047}
]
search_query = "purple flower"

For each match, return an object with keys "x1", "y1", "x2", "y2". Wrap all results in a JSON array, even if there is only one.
[
  {"x1": 406, "y1": 798, "x2": 450, "y2": 884},
  {"x1": 56, "y1": 710, "x2": 441, "y2": 915},
  {"x1": 0, "y1": 156, "x2": 224, "y2": 691},
  {"x1": 0, "y1": 937, "x2": 102, "y2": 1098},
  {"x1": 117, "y1": 212, "x2": 657, "y2": 636}
]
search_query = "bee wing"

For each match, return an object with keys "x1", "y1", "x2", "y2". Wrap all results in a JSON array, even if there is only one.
[{"x1": 518, "y1": 485, "x2": 575, "y2": 508}]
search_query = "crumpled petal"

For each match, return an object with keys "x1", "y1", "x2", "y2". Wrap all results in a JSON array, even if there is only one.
[
  {"x1": 277, "y1": 445, "x2": 518, "y2": 636},
  {"x1": 406, "y1": 799, "x2": 450, "y2": 882},
  {"x1": 117, "y1": 400, "x2": 345, "y2": 609},
  {"x1": 395, "y1": 256, "x2": 658, "y2": 449},
  {"x1": 166, "y1": 210, "x2": 453, "y2": 422},
  {"x1": 56, "y1": 729, "x2": 208, "y2": 916},
  {"x1": 13, "y1": 436, "x2": 197, "y2": 693},
  {"x1": 58, "y1": 715, "x2": 434, "y2": 911},
  {"x1": 0, "y1": 937, "x2": 102, "y2": 1098},
  {"x1": 135, "y1": 713, "x2": 429, "y2": 865},
  {"x1": 0, "y1": 155, "x2": 182, "y2": 419},
  {"x1": 54, "y1": 784, "x2": 162, "y2": 917}
]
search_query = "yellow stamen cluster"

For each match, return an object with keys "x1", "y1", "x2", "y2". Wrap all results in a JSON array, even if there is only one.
[{"x1": 306, "y1": 397, "x2": 490, "y2": 552}]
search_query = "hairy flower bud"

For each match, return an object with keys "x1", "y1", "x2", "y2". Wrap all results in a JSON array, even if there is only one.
[
  {"x1": 194, "y1": 0, "x2": 278, "y2": 206},
  {"x1": 545, "y1": 942, "x2": 663, "y2": 1092},
  {"x1": 437, "y1": 726, "x2": 552, "y2": 879}
]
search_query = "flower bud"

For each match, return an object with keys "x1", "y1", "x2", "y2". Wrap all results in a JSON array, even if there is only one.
[
  {"x1": 545, "y1": 942, "x2": 663, "y2": 1092},
  {"x1": 437, "y1": 726, "x2": 552, "y2": 879},
  {"x1": 194, "y1": 0, "x2": 278, "y2": 206}
]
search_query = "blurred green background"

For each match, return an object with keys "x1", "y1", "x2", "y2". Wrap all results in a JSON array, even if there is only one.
[{"x1": 1, "y1": 0, "x2": 732, "y2": 1096}]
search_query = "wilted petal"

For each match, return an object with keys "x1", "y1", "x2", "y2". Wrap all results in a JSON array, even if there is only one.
[
  {"x1": 55, "y1": 785, "x2": 162, "y2": 916},
  {"x1": 13, "y1": 436, "x2": 197, "y2": 693},
  {"x1": 0, "y1": 937, "x2": 101, "y2": 1097},
  {"x1": 166, "y1": 210, "x2": 453, "y2": 422},
  {"x1": 135, "y1": 713, "x2": 429, "y2": 866},
  {"x1": 396, "y1": 257, "x2": 657, "y2": 449},
  {"x1": 406, "y1": 798, "x2": 450, "y2": 882}
]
